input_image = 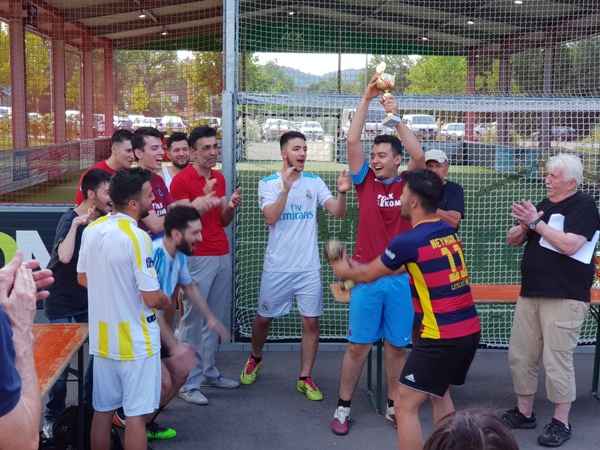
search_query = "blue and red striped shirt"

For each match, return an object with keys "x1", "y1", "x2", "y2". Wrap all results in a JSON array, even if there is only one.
[{"x1": 381, "y1": 219, "x2": 480, "y2": 340}]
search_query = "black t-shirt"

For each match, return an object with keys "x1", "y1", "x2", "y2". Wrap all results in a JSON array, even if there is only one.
[
  {"x1": 45, "y1": 209, "x2": 88, "y2": 319},
  {"x1": 521, "y1": 191, "x2": 600, "y2": 302},
  {"x1": 0, "y1": 305, "x2": 21, "y2": 417},
  {"x1": 439, "y1": 181, "x2": 465, "y2": 218}
]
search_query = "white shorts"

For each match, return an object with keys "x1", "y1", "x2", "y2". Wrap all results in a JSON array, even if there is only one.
[
  {"x1": 92, "y1": 352, "x2": 161, "y2": 417},
  {"x1": 258, "y1": 270, "x2": 322, "y2": 318}
]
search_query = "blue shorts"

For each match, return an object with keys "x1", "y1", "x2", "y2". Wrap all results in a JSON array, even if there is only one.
[{"x1": 348, "y1": 273, "x2": 413, "y2": 347}]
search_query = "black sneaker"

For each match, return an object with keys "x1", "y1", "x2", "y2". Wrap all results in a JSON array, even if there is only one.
[
  {"x1": 501, "y1": 407, "x2": 537, "y2": 429},
  {"x1": 538, "y1": 418, "x2": 571, "y2": 447}
]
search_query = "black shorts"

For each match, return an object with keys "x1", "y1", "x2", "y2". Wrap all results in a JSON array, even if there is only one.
[{"x1": 399, "y1": 332, "x2": 480, "y2": 397}]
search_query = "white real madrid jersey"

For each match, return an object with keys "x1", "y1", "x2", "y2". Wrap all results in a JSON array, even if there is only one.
[{"x1": 258, "y1": 172, "x2": 332, "y2": 272}]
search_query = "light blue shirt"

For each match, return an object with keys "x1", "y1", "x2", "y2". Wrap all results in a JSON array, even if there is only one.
[{"x1": 152, "y1": 238, "x2": 193, "y2": 299}]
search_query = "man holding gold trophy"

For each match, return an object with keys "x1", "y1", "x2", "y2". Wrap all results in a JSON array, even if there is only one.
[{"x1": 329, "y1": 63, "x2": 426, "y2": 436}]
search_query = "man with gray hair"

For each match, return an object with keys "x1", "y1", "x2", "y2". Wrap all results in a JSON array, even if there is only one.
[{"x1": 502, "y1": 153, "x2": 600, "y2": 447}]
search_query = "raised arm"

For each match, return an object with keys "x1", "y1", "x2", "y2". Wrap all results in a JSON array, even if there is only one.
[
  {"x1": 262, "y1": 165, "x2": 296, "y2": 226},
  {"x1": 381, "y1": 95, "x2": 425, "y2": 171},
  {"x1": 220, "y1": 187, "x2": 241, "y2": 227},
  {"x1": 0, "y1": 258, "x2": 41, "y2": 450},
  {"x1": 324, "y1": 170, "x2": 351, "y2": 218},
  {"x1": 347, "y1": 75, "x2": 381, "y2": 174},
  {"x1": 57, "y1": 213, "x2": 89, "y2": 264}
]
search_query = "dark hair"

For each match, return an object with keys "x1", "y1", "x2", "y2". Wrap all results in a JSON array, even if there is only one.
[
  {"x1": 164, "y1": 206, "x2": 201, "y2": 237},
  {"x1": 109, "y1": 168, "x2": 153, "y2": 210},
  {"x1": 424, "y1": 410, "x2": 519, "y2": 450},
  {"x1": 280, "y1": 131, "x2": 306, "y2": 150},
  {"x1": 188, "y1": 126, "x2": 217, "y2": 149},
  {"x1": 373, "y1": 134, "x2": 404, "y2": 156},
  {"x1": 403, "y1": 169, "x2": 443, "y2": 213},
  {"x1": 81, "y1": 169, "x2": 112, "y2": 200},
  {"x1": 132, "y1": 127, "x2": 163, "y2": 151},
  {"x1": 111, "y1": 128, "x2": 133, "y2": 145},
  {"x1": 167, "y1": 132, "x2": 188, "y2": 150}
]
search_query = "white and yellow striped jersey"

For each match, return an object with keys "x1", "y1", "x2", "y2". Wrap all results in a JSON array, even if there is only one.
[{"x1": 77, "y1": 212, "x2": 161, "y2": 361}]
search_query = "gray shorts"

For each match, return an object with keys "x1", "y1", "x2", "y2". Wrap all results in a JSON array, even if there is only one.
[{"x1": 258, "y1": 270, "x2": 322, "y2": 318}]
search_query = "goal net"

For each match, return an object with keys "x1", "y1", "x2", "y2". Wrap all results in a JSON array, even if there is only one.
[{"x1": 233, "y1": 0, "x2": 600, "y2": 346}]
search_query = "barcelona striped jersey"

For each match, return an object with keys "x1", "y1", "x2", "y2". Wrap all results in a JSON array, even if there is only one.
[{"x1": 380, "y1": 219, "x2": 480, "y2": 340}]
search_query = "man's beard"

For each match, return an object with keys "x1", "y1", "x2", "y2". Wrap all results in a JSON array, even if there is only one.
[
  {"x1": 94, "y1": 204, "x2": 111, "y2": 217},
  {"x1": 176, "y1": 240, "x2": 194, "y2": 256},
  {"x1": 139, "y1": 208, "x2": 150, "y2": 220},
  {"x1": 172, "y1": 160, "x2": 189, "y2": 170}
]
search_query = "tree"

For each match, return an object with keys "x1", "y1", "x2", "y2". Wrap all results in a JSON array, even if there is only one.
[
  {"x1": 406, "y1": 56, "x2": 466, "y2": 95},
  {"x1": 115, "y1": 50, "x2": 180, "y2": 115},
  {"x1": 0, "y1": 23, "x2": 9, "y2": 90},
  {"x1": 65, "y1": 51, "x2": 81, "y2": 110},
  {"x1": 183, "y1": 52, "x2": 222, "y2": 114},
  {"x1": 243, "y1": 57, "x2": 295, "y2": 93},
  {"x1": 25, "y1": 32, "x2": 51, "y2": 111},
  {"x1": 131, "y1": 82, "x2": 150, "y2": 114}
]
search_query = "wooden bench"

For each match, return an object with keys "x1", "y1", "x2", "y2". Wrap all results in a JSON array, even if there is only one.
[
  {"x1": 34, "y1": 323, "x2": 88, "y2": 449},
  {"x1": 367, "y1": 285, "x2": 600, "y2": 413}
]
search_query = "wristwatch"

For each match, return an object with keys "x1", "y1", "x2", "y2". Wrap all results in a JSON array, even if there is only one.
[{"x1": 528, "y1": 217, "x2": 542, "y2": 230}]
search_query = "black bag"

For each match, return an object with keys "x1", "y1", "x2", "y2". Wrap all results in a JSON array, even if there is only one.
[{"x1": 39, "y1": 405, "x2": 123, "y2": 450}]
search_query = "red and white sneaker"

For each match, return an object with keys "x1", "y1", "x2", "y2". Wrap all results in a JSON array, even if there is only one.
[{"x1": 330, "y1": 406, "x2": 351, "y2": 435}]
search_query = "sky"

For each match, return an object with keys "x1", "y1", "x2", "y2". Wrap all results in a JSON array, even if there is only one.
[
  {"x1": 178, "y1": 51, "x2": 370, "y2": 75},
  {"x1": 255, "y1": 53, "x2": 369, "y2": 75}
]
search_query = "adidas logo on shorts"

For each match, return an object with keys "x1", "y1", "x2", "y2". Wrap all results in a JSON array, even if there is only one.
[{"x1": 404, "y1": 373, "x2": 416, "y2": 383}]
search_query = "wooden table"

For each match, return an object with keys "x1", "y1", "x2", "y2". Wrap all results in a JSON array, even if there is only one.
[
  {"x1": 367, "y1": 285, "x2": 600, "y2": 413},
  {"x1": 34, "y1": 323, "x2": 89, "y2": 449}
]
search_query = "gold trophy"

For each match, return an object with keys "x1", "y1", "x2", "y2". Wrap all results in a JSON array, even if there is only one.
[{"x1": 375, "y1": 62, "x2": 401, "y2": 129}]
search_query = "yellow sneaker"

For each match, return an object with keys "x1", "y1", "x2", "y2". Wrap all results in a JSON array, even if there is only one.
[
  {"x1": 296, "y1": 377, "x2": 324, "y2": 401},
  {"x1": 240, "y1": 355, "x2": 261, "y2": 385}
]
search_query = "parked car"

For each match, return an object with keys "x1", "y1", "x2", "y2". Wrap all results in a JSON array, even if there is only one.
[
  {"x1": 262, "y1": 118, "x2": 291, "y2": 141},
  {"x1": 341, "y1": 108, "x2": 385, "y2": 140},
  {"x1": 440, "y1": 122, "x2": 465, "y2": 140},
  {"x1": 474, "y1": 122, "x2": 496, "y2": 136},
  {"x1": 159, "y1": 115, "x2": 186, "y2": 133},
  {"x1": 0, "y1": 106, "x2": 11, "y2": 118},
  {"x1": 129, "y1": 115, "x2": 157, "y2": 130},
  {"x1": 402, "y1": 114, "x2": 438, "y2": 140},
  {"x1": 114, "y1": 115, "x2": 133, "y2": 130},
  {"x1": 299, "y1": 121, "x2": 324, "y2": 140},
  {"x1": 532, "y1": 126, "x2": 577, "y2": 142}
]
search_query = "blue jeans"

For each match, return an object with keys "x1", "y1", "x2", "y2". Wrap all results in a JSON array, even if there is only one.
[{"x1": 44, "y1": 312, "x2": 93, "y2": 421}]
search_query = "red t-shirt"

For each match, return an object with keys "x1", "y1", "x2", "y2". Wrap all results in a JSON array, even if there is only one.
[
  {"x1": 170, "y1": 165, "x2": 229, "y2": 256},
  {"x1": 75, "y1": 160, "x2": 116, "y2": 205},
  {"x1": 139, "y1": 172, "x2": 173, "y2": 238},
  {"x1": 352, "y1": 162, "x2": 412, "y2": 263}
]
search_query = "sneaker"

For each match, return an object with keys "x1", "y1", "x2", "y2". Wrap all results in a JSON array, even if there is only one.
[
  {"x1": 240, "y1": 355, "x2": 262, "y2": 385},
  {"x1": 330, "y1": 406, "x2": 351, "y2": 435},
  {"x1": 178, "y1": 389, "x2": 209, "y2": 405},
  {"x1": 501, "y1": 407, "x2": 537, "y2": 429},
  {"x1": 200, "y1": 375, "x2": 240, "y2": 389},
  {"x1": 538, "y1": 419, "x2": 571, "y2": 447},
  {"x1": 41, "y1": 420, "x2": 55, "y2": 441},
  {"x1": 147, "y1": 422, "x2": 177, "y2": 441},
  {"x1": 296, "y1": 377, "x2": 324, "y2": 401},
  {"x1": 112, "y1": 408, "x2": 127, "y2": 429},
  {"x1": 385, "y1": 404, "x2": 396, "y2": 427}
]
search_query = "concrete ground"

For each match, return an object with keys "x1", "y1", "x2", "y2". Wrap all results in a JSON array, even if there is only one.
[{"x1": 144, "y1": 347, "x2": 600, "y2": 450}]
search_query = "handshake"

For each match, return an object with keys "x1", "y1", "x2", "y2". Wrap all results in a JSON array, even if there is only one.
[{"x1": 324, "y1": 240, "x2": 355, "y2": 304}]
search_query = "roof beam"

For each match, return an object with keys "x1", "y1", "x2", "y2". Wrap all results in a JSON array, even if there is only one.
[
  {"x1": 62, "y1": 0, "x2": 207, "y2": 22},
  {"x1": 90, "y1": 6, "x2": 221, "y2": 36}
]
